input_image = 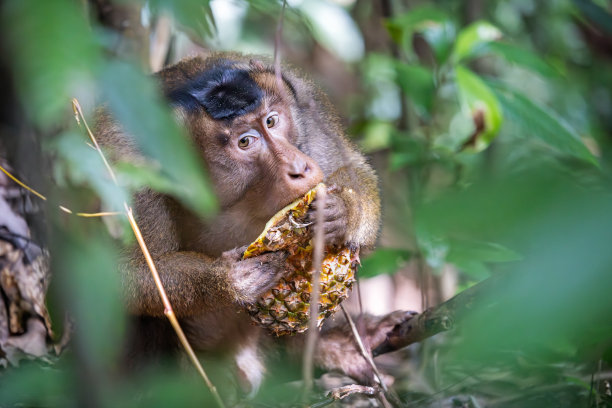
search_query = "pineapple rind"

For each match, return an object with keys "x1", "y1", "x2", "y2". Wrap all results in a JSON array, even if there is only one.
[{"x1": 243, "y1": 184, "x2": 356, "y2": 336}]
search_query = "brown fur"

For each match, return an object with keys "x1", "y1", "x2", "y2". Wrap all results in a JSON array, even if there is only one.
[{"x1": 96, "y1": 54, "x2": 382, "y2": 393}]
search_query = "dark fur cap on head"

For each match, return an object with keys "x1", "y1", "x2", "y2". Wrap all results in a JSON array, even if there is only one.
[{"x1": 167, "y1": 62, "x2": 263, "y2": 120}]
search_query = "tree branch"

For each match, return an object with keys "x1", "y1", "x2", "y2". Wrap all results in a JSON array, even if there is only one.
[{"x1": 372, "y1": 274, "x2": 499, "y2": 356}]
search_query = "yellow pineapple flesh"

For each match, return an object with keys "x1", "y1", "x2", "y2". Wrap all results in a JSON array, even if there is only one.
[{"x1": 243, "y1": 184, "x2": 356, "y2": 336}]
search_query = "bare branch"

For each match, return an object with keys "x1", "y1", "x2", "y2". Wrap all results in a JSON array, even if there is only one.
[
  {"x1": 303, "y1": 185, "x2": 327, "y2": 396},
  {"x1": 372, "y1": 275, "x2": 499, "y2": 357}
]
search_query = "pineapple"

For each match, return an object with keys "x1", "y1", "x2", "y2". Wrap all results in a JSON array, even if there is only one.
[{"x1": 243, "y1": 184, "x2": 357, "y2": 336}]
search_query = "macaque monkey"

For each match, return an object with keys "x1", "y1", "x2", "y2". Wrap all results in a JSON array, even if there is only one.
[{"x1": 96, "y1": 53, "x2": 399, "y2": 395}]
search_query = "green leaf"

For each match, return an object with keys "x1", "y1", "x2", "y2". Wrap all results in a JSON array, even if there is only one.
[
  {"x1": 3, "y1": 0, "x2": 101, "y2": 127},
  {"x1": 395, "y1": 62, "x2": 435, "y2": 117},
  {"x1": 572, "y1": 0, "x2": 612, "y2": 36},
  {"x1": 115, "y1": 161, "x2": 184, "y2": 196},
  {"x1": 149, "y1": 0, "x2": 215, "y2": 39},
  {"x1": 448, "y1": 239, "x2": 522, "y2": 263},
  {"x1": 481, "y1": 42, "x2": 562, "y2": 78},
  {"x1": 53, "y1": 131, "x2": 130, "y2": 213},
  {"x1": 385, "y1": 6, "x2": 451, "y2": 51},
  {"x1": 455, "y1": 65, "x2": 503, "y2": 150},
  {"x1": 51, "y1": 219, "x2": 125, "y2": 373},
  {"x1": 419, "y1": 21, "x2": 456, "y2": 64},
  {"x1": 0, "y1": 362, "x2": 70, "y2": 406},
  {"x1": 100, "y1": 61, "x2": 217, "y2": 216},
  {"x1": 451, "y1": 260, "x2": 490, "y2": 280},
  {"x1": 359, "y1": 248, "x2": 412, "y2": 278},
  {"x1": 487, "y1": 80, "x2": 598, "y2": 165},
  {"x1": 453, "y1": 21, "x2": 502, "y2": 62}
]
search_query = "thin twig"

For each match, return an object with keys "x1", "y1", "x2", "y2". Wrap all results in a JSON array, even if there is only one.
[
  {"x1": 72, "y1": 99, "x2": 118, "y2": 185},
  {"x1": 0, "y1": 165, "x2": 46, "y2": 201},
  {"x1": 340, "y1": 305, "x2": 389, "y2": 394},
  {"x1": 72, "y1": 99, "x2": 226, "y2": 408},
  {"x1": 326, "y1": 384, "x2": 377, "y2": 400},
  {"x1": 274, "y1": 0, "x2": 288, "y2": 100},
  {"x1": 58, "y1": 207, "x2": 121, "y2": 217},
  {"x1": 125, "y1": 205, "x2": 224, "y2": 408},
  {"x1": 302, "y1": 185, "x2": 327, "y2": 398},
  {"x1": 0, "y1": 164, "x2": 121, "y2": 218},
  {"x1": 340, "y1": 305, "x2": 394, "y2": 408}
]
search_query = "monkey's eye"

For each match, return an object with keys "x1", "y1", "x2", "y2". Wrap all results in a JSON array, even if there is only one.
[
  {"x1": 266, "y1": 112, "x2": 279, "y2": 128},
  {"x1": 238, "y1": 134, "x2": 258, "y2": 149}
]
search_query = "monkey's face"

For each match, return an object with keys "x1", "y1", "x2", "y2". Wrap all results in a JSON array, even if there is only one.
[{"x1": 167, "y1": 60, "x2": 323, "y2": 223}]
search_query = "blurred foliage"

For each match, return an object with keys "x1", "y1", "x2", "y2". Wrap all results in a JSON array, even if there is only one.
[{"x1": 1, "y1": 0, "x2": 612, "y2": 406}]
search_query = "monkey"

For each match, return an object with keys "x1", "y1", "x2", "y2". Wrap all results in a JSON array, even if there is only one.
[{"x1": 96, "y1": 53, "x2": 401, "y2": 396}]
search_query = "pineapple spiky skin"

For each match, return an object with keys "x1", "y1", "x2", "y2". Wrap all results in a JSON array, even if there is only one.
[{"x1": 243, "y1": 184, "x2": 357, "y2": 336}]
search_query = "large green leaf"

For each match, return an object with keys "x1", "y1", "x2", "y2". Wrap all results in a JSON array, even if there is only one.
[
  {"x1": 447, "y1": 239, "x2": 522, "y2": 264},
  {"x1": 394, "y1": 62, "x2": 435, "y2": 117},
  {"x1": 385, "y1": 6, "x2": 451, "y2": 56},
  {"x1": 572, "y1": 0, "x2": 612, "y2": 36},
  {"x1": 386, "y1": 6, "x2": 450, "y2": 41},
  {"x1": 3, "y1": 0, "x2": 101, "y2": 127},
  {"x1": 359, "y1": 248, "x2": 412, "y2": 278},
  {"x1": 52, "y1": 131, "x2": 131, "y2": 214},
  {"x1": 481, "y1": 42, "x2": 562, "y2": 78},
  {"x1": 51, "y1": 221, "x2": 125, "y2": 374},
  {"x1": 419, "y1": 20, "x2": 456, "y2": 64},
  {"x1": 455, "y1": 65, "x2": 503, "y2": 150},
  {"x1": 149, "y1": 0, "x2": 215, "y2": 39},
  {"x1": 453, "y1": 21, "x2": 502, "y2": 63},
  {"x1": 101, "y1": 61, "x2": 217, "y2": 216},
  {"x1": 488, "y1": 80, "x2": 597, "y2": 165},
  {"x1": 447, "y1": 238, "x2": 522, "y2": 279}
]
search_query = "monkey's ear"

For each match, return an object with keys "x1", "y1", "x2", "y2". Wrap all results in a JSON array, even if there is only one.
[{"x1": 167, "y1": 65, "x2": 263, "y2": 120}]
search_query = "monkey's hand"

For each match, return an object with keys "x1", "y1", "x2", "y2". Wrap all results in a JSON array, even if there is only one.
[
  {"x1": 308, "y1": 186, "x2": 349, "y2": 247},
  {"x1": 222, "y1": 247, "x2": 288, "y2": 305},
  {"x1": 318, "y1": 164, "x2": 381, "y2": 250},
  {"x1": 315, "y1": 310, "x2": 417, "y2": 386}
]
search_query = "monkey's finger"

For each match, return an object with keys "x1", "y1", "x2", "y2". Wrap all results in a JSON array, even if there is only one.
[
  {"x1": 323, "y1": 207, "x2": 345, "y2": 222},
  {"x1": 324, "y1": 225, "x2": 347, "y2": 246},
  {"x1": 307, "y1": 205, "x2": 345, "y2": 224},
  {"x1": 222, "y1": 245, "x2": 249, "y2": 261},
  {"x1": 324, "y1": 218, "x2": 347, "y2": 233}
]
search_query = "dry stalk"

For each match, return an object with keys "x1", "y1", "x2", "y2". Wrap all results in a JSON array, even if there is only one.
[
  {"x1": 302, "y1": 184, "x2": 327, "y2": 398},
  {"x1": 0, "y1": 164, "x2": 121, "y2": 218},
  {"x1": 0, "y1": 164, "x2": 47, "y2": 201},
  {"x1": 71, "y1": 99, "x2": 226, "y2": 408}
]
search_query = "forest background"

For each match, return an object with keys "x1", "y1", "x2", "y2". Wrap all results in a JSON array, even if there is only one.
[{"x1": 0, "y1": 0, "x2": 611, "y2": 407}]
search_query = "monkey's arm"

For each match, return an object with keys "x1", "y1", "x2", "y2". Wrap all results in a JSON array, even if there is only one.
[
  {"x1": 122, "y1": 250, "x2": 286, "y2": 317},
  {"x1": 119, "y1": 242, "x2": 288, "y2": 321},
  {"x1": 122, "y1": 191, "x2": 286, "y2": 318}
]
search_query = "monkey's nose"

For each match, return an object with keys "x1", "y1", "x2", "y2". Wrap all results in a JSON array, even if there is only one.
[{"x1": 288, "y1": 158, "x2": 309, "y2": 179}]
